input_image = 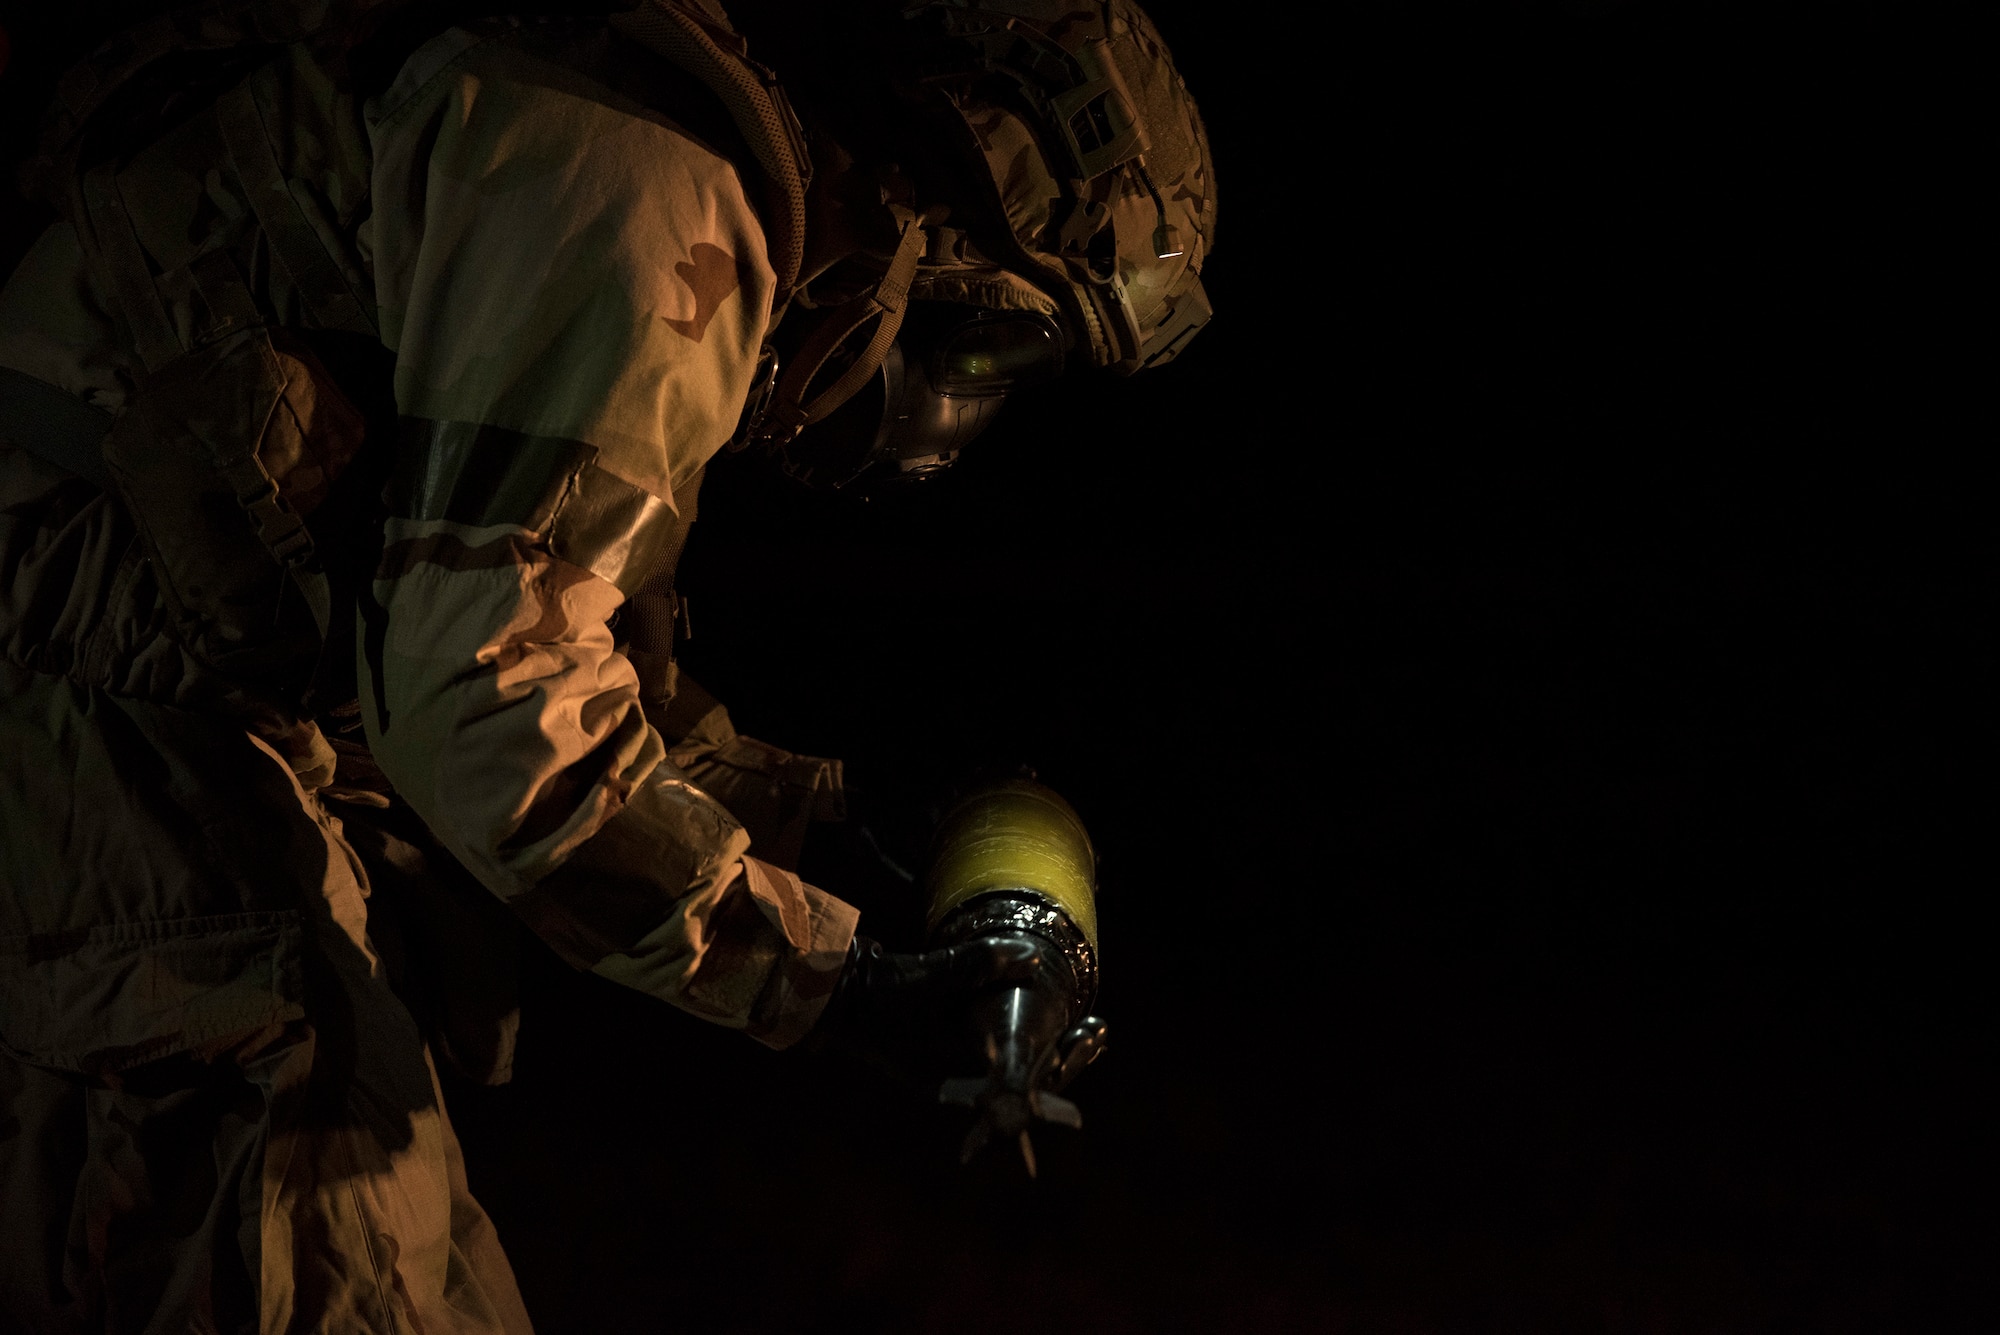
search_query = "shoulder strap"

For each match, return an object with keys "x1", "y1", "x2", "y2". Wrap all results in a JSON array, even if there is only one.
[
  {"x1": 0, "y1": 366, "x2": 116, "y2": 487},
  {"x1": 215, "y1": 80, "x2": 377, "y2": 336},
  {"x1": 74, "y1": 160, "x2": 186, "y2": 373},
  {"x1": 31, "y1": 2, "x2": 393, "y2": 372}
]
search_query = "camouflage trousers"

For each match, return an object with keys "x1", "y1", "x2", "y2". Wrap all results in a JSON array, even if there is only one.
[{"x1": 0, "y1": 775, "x2": 533, "y2": 1335}]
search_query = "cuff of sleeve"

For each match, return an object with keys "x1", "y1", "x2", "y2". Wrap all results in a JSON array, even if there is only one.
[{"x1": 738, "y1": 856, "x2": 860, "y2": 1050}]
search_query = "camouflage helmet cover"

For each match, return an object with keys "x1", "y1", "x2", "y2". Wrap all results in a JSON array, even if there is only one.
[{"x1": 905, "y1": 0, "x2": 1217, "y2": 373}]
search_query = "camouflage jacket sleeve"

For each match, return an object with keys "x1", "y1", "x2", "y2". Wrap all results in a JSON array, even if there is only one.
[{"x1": 357, "y1": 24, "x2": 854, "y2": 1047}]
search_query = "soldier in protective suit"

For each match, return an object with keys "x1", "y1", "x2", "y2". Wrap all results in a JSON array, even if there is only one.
[{"x1": 0, "y1": 0, "x2": 1215, "y2": 1329}]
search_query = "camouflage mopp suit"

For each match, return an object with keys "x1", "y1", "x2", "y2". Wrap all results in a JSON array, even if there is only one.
[{"x1": 0, "y1": 2, "x2": 1215, "y2": 1330}]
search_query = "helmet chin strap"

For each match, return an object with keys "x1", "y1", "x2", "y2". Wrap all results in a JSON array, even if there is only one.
[{"x1": 762, "y1": 204, "x2": 931, "y2": 442}]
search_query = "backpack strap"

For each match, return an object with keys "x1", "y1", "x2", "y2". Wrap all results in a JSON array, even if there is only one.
[
  {"x1": 75, "y1": 163, "x2": 273, "y2": 375},
  {"x1": 38, "y1": 2, "x2": 400, "y2": 369},
  {"x1": 0, "y1": 366, "x2": 115, "y2": 487},
  {"x1": 76, "y1": 161, "x2": 185, "y2": 374},
  {"x1": 215, "y1": 80, "x2": 377, "y2": 336}
]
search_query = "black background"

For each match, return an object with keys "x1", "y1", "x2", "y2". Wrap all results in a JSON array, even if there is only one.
[{"x1": 2, "y1": 2, "x2": 1985, "y2": 1331}]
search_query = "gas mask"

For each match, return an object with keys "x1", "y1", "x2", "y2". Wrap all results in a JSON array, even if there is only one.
[
  {"x1": 742, "y1": 302, "x2": 1064, "y2": 494},
  {"x1": 712, "y1": 0, "x2": 1215, "y2": 493}
]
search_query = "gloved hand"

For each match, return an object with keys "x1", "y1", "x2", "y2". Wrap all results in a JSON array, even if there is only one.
[{"x1": 809, "y1": 933, "x2": 1041, "y2": 1071}]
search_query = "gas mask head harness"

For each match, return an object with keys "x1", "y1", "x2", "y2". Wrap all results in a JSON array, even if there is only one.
[
  {"x1": 750, "y1": 298, "x2": 1066, "y2": 490},
  {"x1": 726, "y1": 0, "x2": 1218, "y2": 495}
]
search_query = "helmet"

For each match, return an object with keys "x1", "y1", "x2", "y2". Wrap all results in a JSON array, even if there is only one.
[
  {"x1": 732, "y1": 0, "x2": 1217, "y2": 491},
  {"x1": 911, "y1": 0, "x2": 1218, "y2": 375}
]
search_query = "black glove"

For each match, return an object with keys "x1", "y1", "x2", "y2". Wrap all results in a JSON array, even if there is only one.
[{"x1": 810, "y1": 934, "x2": 1041, "y2": 1070}]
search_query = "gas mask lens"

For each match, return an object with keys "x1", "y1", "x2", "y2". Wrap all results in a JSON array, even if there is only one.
[
  {"x1": 767, "y1": 306, "x2": 1067, "y2": 494},
  {"x1": 934, "y1": 315, "x2": 1064, "y2": 394}
]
